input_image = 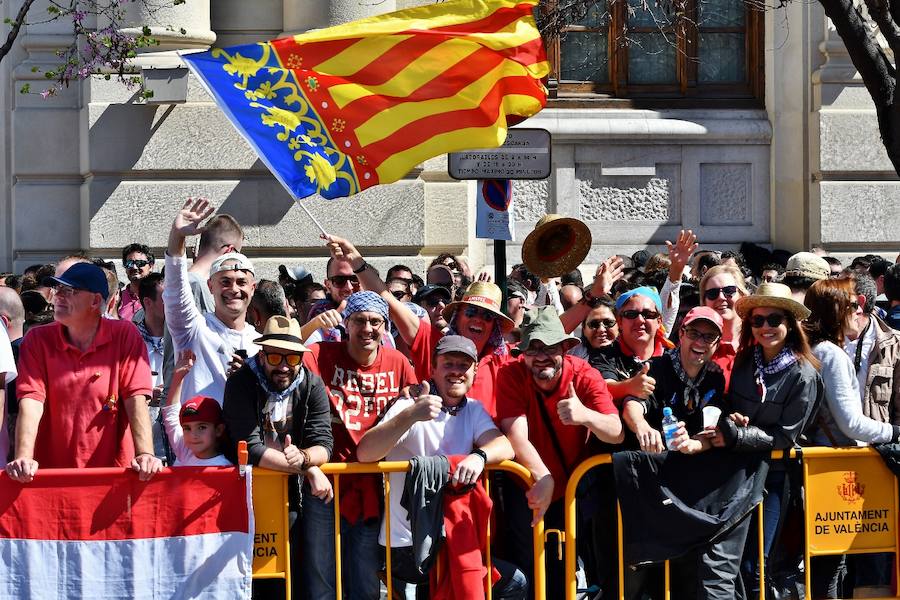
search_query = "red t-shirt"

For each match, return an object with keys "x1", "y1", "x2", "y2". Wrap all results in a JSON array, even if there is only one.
[
  {"x1": 409, "y1": 320, "x2": 442, "y2": 383},
  {"x1": 496, "y1": 355, "x2": 617, "y2": 501},
  {"x1": 712, "y1": 342, "x2": 737, "y2": 391},
  {"x1": 16, "y1": 319, "x2": 153, "y2": 468}
]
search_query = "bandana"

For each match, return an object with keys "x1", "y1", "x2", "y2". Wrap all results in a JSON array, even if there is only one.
[
  {"x1": 753, "y1": 345, "x2": 797, "y2": 402},
  {"x1": 666, "y1": 348, "x2": 716, "y2": 412},
  {"x1": 342, "y1": 291, "x2": 389, "y2": 322},
  {"x1": 447, "y1": 312, "x2": 509, "y2": 359},
  {"x1": 136, "y1": 319, "x2": 163, "y2": 355},
  {"x1": 614, "y1": 286, "x2": 663, "y2": 313},
  {"x1": 248, "y1": 354, "x2": 305, "y2": 445}
]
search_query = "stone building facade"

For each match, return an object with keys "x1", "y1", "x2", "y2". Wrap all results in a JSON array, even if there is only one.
[{"x1": 0, "y1": 0, "x2": 896, "y2": 281}]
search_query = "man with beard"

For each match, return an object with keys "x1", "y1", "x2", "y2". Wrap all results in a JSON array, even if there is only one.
[
  {"x1": 622, "y1": 306, "x2": 726, "y2": 454},
  {"x1": 496, "y1": 306, "x2": 622, "y2": 598},
  {"x1": 223, "y1": 315, "x2": 333, "y2": 600},
  {"x1": 302, "y1": 291, "x2": 417, "y2": 600},
  {"x1": 163, "y1": 198, "x2": 260, "y2": 405}
]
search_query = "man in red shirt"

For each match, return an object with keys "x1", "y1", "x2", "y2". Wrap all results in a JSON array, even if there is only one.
[
  {"x1": 496, "y1": 306, "x2": 623, "y2": 598},
  {"x1": 302, "y1": 290, "x2": 417, "y2": 600},
  {"x1": 6, "y1": 263, "x2": 160, "y2": 483}
]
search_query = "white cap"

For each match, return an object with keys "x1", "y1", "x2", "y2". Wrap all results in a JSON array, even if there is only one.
[{"x1": 209, "y1": 252, "x2": 255, "y2": 278}]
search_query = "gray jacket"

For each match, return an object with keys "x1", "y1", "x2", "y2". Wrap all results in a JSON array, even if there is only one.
[{"x1": 858, "y1": 317, "x2": 900, "y2": 425}]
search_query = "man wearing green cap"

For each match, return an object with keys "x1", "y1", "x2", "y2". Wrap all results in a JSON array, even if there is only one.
[{"x1": 495, "y1": 306, "x2": 623, "y2": 596}]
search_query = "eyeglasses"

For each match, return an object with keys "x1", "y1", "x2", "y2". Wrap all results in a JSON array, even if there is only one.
[
  {"x1": 749, "y1": 313, "x2": 786, "y2": 328},
  {"x1": 52, "y1": 285, "x2": 87, "y2": 298},
  {"x1": 704, "y1": 286, "x2": 738, "y2": 302},
  {"x1": 124, "y1": 259, "x2": 151, "y2": 269},
  {"x1": 422, "y1": 296, "x2": 446, "y2": 308},
  {"x1": 620, "y1": 309, "x2": 660, "y2": 320},
  {"x1": 329, "y1": 275, "x2": 359, "y2": 287},
  {"x1": 682, "y1": 327, "x2": 721, "y2": 345},
  {"x1": 349, "y1": 315, "x2": 385, "y2": 329},
  {"x1": 263, "y1": 351, "x2": 303, "y2": 367},
  {"x1": 586, "y1": 318, "x2": 617, "y2": 330},
  {"x1": 463, "y1": 306, "x2": 498, "y2": 322},
  {"x1": 523, "y1": 343, "x2": 566, "y2": 357},
  {"x1": 391, "y1": 290, "x2": 410, "y2": 301}
]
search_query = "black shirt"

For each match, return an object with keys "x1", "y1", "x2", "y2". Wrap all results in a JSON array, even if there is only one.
[
  {"x1": 623, "y1": 352, "x2": 725, "y2": 450},
  {"x1": 593, "y1": 342, "x2": 648, "y2": 382}
]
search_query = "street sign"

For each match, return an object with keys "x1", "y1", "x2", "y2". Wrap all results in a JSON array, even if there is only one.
[
  {"x1": 448, "y1": 128, "x2": 551, "y2": 180},
  {"x1": 476, "y1": 179, "x2": 514, "y2": 241}
]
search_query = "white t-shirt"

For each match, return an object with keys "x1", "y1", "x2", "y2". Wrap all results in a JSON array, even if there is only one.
[
  {"x1": 162, "y1": 403, "x2": 232, "y2": 467},
  {"x1": 845, "y1": 317, "x2": 879, "y2": 403},
  {"x1": 0, "y1": 324, "x2": 17, "y2": 462},
  {"x1": 378, "y1": 396, "x2": 497, "y2": 548}
]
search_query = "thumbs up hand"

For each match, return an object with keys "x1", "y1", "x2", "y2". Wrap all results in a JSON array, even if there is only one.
[
  {"x1": 625, "y1": 363, "x2": 656, "y2": 399},
  {"x1": 407, "y1": 381, "x2": 442, "y2": 422},
  {"x1": 283, "y1": 434, "x2": 303, "y2": 469},
  {"x1": 557, "y1": 382, "x2": 588, "y2": 426}
]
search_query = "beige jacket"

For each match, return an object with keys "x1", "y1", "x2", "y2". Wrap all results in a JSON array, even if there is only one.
[{"x1": 859, "y1": 316, "x2": 900, "y2": 424}]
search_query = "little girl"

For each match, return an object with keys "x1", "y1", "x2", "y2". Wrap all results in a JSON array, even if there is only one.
[{"x1": 164, "y1": 350, "x2": 232, "y2": 466}]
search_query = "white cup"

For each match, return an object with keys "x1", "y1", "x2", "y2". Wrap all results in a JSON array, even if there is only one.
[{"x1": 702, "y1": 406, "x2": 722, "y2": 429}]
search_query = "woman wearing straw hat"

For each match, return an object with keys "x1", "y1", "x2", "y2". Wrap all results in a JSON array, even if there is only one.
[
  {"x1": 321, "y1": 234, "x2": 516, "y2": 417},
  {"x1": 709, "y1": 282, "x2": 822, "y2": 597},
  {"x1": 803, "y1": 278, "x2": 900, "y2": 599}
]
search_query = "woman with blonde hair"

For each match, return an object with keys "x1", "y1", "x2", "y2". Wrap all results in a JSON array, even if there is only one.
[{"x1": 699, "y1": 264, "x2": 750, "y2": 387}]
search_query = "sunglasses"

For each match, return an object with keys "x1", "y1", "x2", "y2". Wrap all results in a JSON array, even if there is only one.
[
  {"x1": 422, "y1": 295, "x2": 446, "y2": 308},
  {"x1": 849, "y1": 301, "x2": 860, "y2": 312},
  {"x1": 52, "y1": 284, "x2": 89, "y2": 298},
  {"x1": 263, "y1": 351, "x2": 303, "y2": 367},
  {"x1": 586, "y1": 318, "x2": 617, "y2": 330},
  {"x1": 349, "y1": 315, "x2": 385, "y2": 328},
  {"x1": 391, "y1": 290, "x2": 410, "y2": 301},
  {"x1": 124, "y1": 259, "x2": 151, "y2": 269},
  {"x1": 749, "y1": 313, "x2": 786, "y2": 328},
  {"x1": 620, "y1": 309, "x2": 660, "y2": 321},
  {"x1": 704, "y1": 286, "x2": 738, "y2": 302},
  {"x1": 329, "y1": 275, "x2": 359, "y2": 287},
  {"x1": 523, "y1": 343, "x2": 566, "y2": 357},
  {"x1": 682, "y1": 327, "x2": 721, "y2": 345},
  {"x1": 463, "y1": 306, "x2": 498, "y2": 322}
]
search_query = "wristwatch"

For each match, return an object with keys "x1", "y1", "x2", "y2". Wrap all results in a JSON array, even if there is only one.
[
  {"x1": 470, "y1": 448, "x2": 488, "y2": 463},
  {"x1": 352, "y1": 261, "x2": 371, "y2": 274}
]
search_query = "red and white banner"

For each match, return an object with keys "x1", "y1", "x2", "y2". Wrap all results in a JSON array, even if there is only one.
[{"x1": 0, "y1": 467, "x2": 254, "y2": 599}]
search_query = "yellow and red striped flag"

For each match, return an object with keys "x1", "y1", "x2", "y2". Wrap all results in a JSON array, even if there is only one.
[{"x1": 184, "y1": 0, "x2": 548, "y2": 199}]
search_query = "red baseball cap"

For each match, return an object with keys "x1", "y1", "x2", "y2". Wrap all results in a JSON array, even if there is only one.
[
  {"x1": 681, "y1": 306, "x2": 724, "y2": 333},
  {"x1": 179, "y1": 396, "x2": 223, "y2": 426}
]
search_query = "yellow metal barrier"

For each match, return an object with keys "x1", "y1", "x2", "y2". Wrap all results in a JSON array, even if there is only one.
[
  {"x1": 250, "y1": 468, "x2": 292, "y2": 598},
  {"x1": 320, "y1": 460, "x2": 546, "y2": 600}
]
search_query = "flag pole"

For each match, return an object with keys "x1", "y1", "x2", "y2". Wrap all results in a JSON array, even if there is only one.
[{"x1": 293, "y1": 197, "x2": 329, "y2": 238}]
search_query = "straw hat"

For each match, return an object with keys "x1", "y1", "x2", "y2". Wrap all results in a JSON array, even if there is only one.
[
  {"x1": 253, "y1": 315, "x2": 309, "y2": 353},
  {"x1": 521, "y1": 214, "x2": 592, "y2": 278},
  {"x1": 442, "y1": 281, "x2": 515, "y2": 333},
  {"x1": 734, "y1": 282, "x2": 811, "y2": 321}
]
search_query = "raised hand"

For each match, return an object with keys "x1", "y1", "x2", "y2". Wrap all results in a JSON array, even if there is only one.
[
  {"x1": 591, "y1": 256, "x2": 625, "y2": 298},
  {"x1": 321, "y1": 234, "x2": 361, "y2": 264},
  {"x1": 625, "y1": 363, "x2": 655, "y2": 399},
  {"x1": 665, "y1": 230, "x2": 698, "y2": 279},
  {"x1": 557, "y1": 382, "x2": 588, "y2": 426},
  {"x1": 174, "y1": 349, "x2": 196, "y2": 377},
  {"x1": 407, "y1": 381, "x2": 442, "y2": 422},
  {"x1": 172, "y1": 197, "x2": 215, "y2": 238}
]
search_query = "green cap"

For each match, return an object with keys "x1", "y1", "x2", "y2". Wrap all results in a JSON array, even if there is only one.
[{"x1": 513, "y1": 306, "x2": 579, "y2": 357}]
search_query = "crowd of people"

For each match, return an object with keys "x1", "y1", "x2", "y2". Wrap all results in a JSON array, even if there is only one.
[{"x1": 1, "y1": 196, "x2": 899, "y2": 600}]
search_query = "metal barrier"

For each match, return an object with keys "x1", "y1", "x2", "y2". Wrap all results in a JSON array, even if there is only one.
[
  {"x1": 319, "y1": 460, "x2": 546, "y2": 600},
  {"x1": 250, "y1": 468, "x2": 292, "y2": 597}
]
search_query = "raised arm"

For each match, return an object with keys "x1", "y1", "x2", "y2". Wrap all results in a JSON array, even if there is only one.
[
  {"x1": 560, "y1": 257, "x2": 625, "y2": 333},
  {"x1": 660, "y1": 230, "x2": 697, "y2": 332},
  {"x1": 357, "y1": 383, "x2": 441, "y2": 462}
]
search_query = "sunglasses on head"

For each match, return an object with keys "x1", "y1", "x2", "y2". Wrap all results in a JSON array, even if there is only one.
[
  {"x1": 329, "y1": 275, "x2": 359, "y2": 286},
  {"x1": 586, "y1": 318, "x2": 617, "y2": 330},
  {"x1": 263, "y1": 351, "x2": 303, "y2": 367},
  {"x1": 749, "y1": 313, "x2": 786, "y2": 328},
  {"x1": 682, "y1": 327, "x2": 721, "y2": 345},
  {"x1": 704, "y1": 286, "x2": 738, "y2": 302},
  {"x1": 124, "y1": 259, "x2": 150, "y2": 269},
  {"x1": 620, "y1": 309, "x2": 660, "y2": 321},
  {"x1": 463, "y1": 305, "x2": 498, "y2": 321}
]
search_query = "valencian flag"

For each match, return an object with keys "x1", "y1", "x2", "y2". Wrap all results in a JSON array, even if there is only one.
[
  {"x1": 183, "y1": 0, "x2": 548, "y2": 200},
  {"x1": 0, "y1": 467, "x2": 254, "y2": 597}
]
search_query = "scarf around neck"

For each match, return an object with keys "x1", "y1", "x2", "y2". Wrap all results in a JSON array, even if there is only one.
[
  {"x1": 753, "y1": 345, "x2": 797, "y2": 402},
  {"x1": 136, "y1": 319, "x2": 163, "y2": 355},
  {"x1": 666, "y1": 348, "x2": 713, "y2": 412},
  {"x1": 248, "y1": 354, "x2": 304, "y2": 428}
]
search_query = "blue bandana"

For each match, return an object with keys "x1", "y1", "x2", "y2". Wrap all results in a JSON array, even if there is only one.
[
  {"x1": 615, "y1": 286, "x2": 663, "y2": 313},
  {"x1": 342, "y1": 291, "x2": 389, "y2": 322}
]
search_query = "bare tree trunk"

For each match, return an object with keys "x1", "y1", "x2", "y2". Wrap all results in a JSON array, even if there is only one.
[
  {"x1": 0, "y1": 0, "x2": 38, "y2": 63},
  {"x1": 818, "y1": 0, "x2": 900, "y2": 174}
]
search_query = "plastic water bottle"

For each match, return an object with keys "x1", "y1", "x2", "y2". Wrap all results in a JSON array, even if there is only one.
[{"x1": 662, "y1": 407, "x2": 679, "y2": 451}]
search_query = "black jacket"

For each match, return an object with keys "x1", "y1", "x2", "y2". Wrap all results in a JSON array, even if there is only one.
[
  {"x1": 222, "y1": 364, "x2": 334, "y2": 466},
  {"x1": 613, "y1": 449, "x2": 769, "y2": 565}
]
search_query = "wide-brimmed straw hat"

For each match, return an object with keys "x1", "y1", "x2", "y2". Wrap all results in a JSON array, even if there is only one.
[
  {"x1": 513, "y1": 306, "x2": 579, "y2": 356},
  {"x1": 442, "y1": 281, "x2": 515, "y2": 333},
  {"x1": 253, "y1": 315, "x2": 309, "y2": 353},
  {"x1": 734, "y1": 282, "x2": 811, "y2": 321},
  {"x1": 521, "y1": 214, "x2": 592, "y2": 278}
]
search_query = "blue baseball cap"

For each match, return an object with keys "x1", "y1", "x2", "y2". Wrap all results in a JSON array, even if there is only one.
[{"x1": 45, "y1": 263, "x2": 110, "y2": 300}]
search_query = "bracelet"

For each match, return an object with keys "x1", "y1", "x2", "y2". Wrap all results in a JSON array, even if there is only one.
[
  {"x1": 470, "y1": 448, "x2": 487, "y2": 464},
  {"x1": 352, "y1": 261, "x2": 370, "y2": 274},
  {"x1": 299, "y1": 448, "x2": 311, "y2": 470},
  {"x1": 582, "y1": 288, "x2": 597, "y2": 304}
]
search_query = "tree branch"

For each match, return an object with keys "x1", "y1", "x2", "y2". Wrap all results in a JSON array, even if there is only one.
[
  {"x1": 862, "y1": 0, "x2": 900, "y2": 60},
  {"x1": 0, "y1": 0, "x2": 39, "y2": 63}
]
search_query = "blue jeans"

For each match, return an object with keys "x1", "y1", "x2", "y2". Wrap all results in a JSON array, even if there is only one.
[
  {"x1": 742, "y1": 469, "x2": 786, "y2": 593},
  {"x1": 301, "y1": 493, "x2": 381, "y2": 600}
]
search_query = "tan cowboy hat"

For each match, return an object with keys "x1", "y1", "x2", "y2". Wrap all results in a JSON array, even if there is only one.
[
  {"x1": 521, "y1": 214, "x2": 592, "y2": 278},
  {"x1": 442, "y1": 281, "x2": 515, "y2": 333},
  {"x1": 253, "y1": 315, "x2": 309, "y2": 353},
  {"x1": 734, "y1": 282, "x2": 811, "y2": 321}
]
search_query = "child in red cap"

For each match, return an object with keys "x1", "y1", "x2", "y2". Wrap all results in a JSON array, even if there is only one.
[{"x1": 163, "y1": 350, "x2": 232, "y2": 466}]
